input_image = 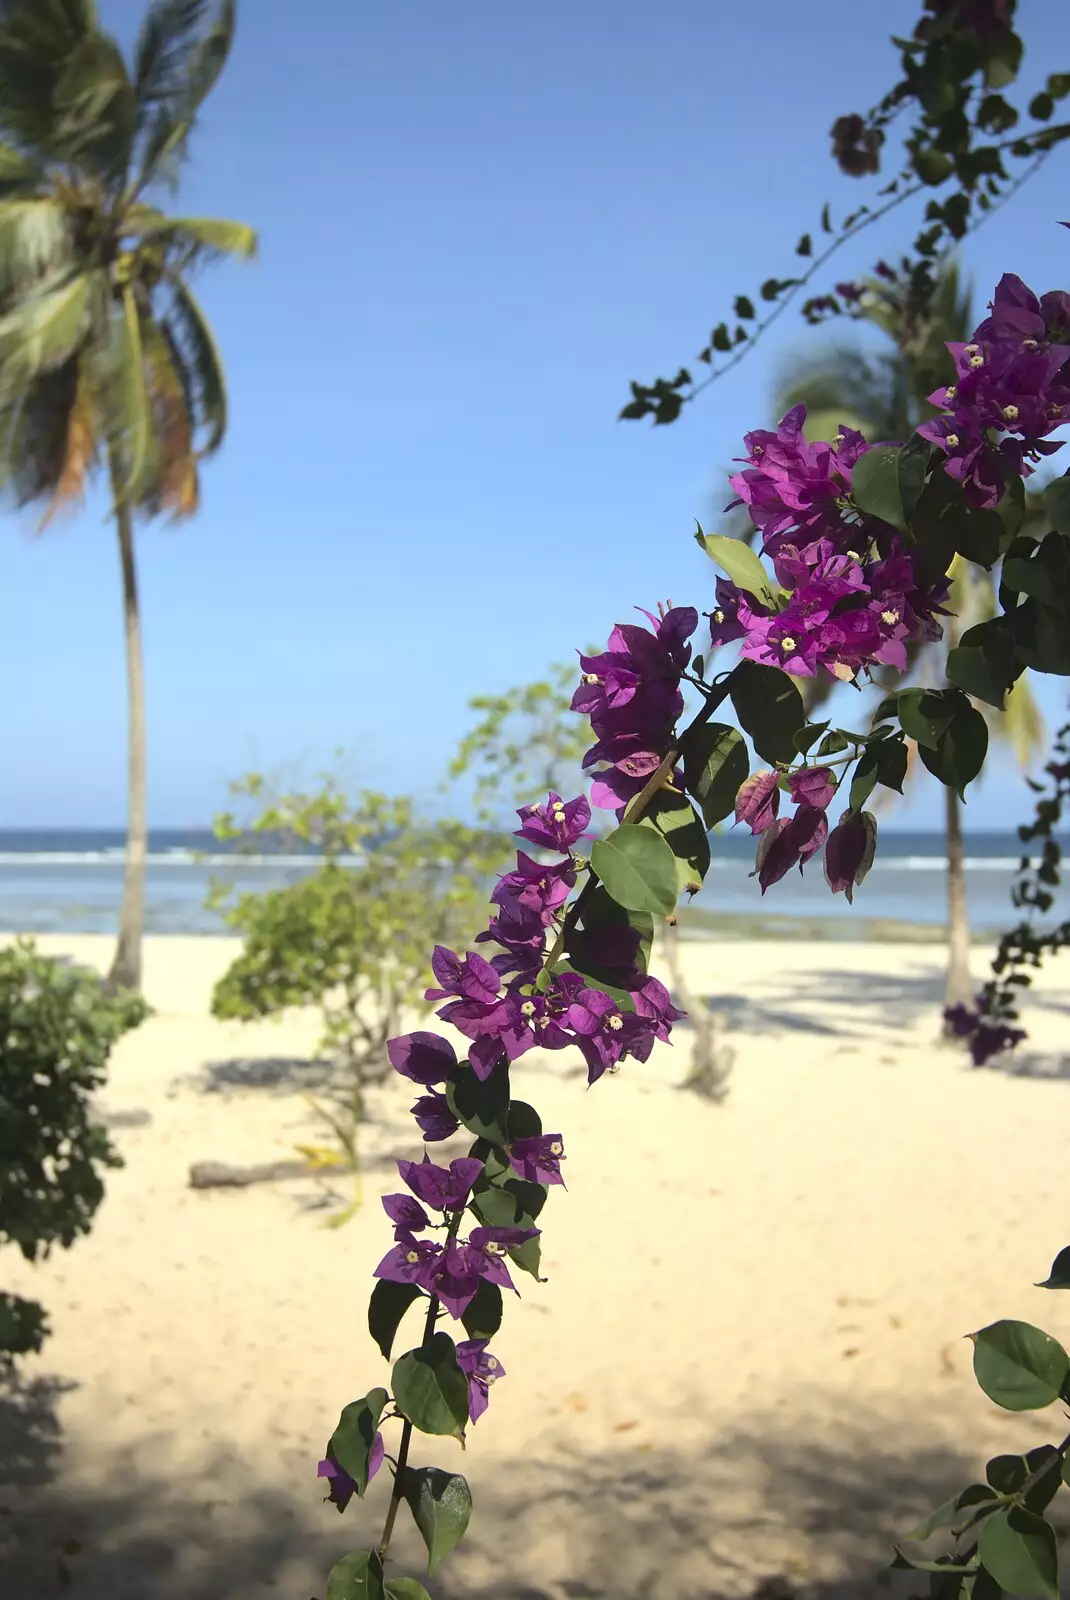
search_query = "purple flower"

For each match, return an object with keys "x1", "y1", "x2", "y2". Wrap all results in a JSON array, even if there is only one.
[
  {"x1": 433, "y1": 1227, "x2": 539, "y2": 1317},
  {"x1": 516, "y1": 793, "x2": 591, "y2": 853},
  {"x1": 492, "y1": 852, "x2": 575, "y2": 922},
  {"x1": 727, "y1": 405, "x2": 869, "y2": 554},
  {"x1": 398, "y1": 1155, "x2": 485, "y2": 1213},
  {"x1": 632, "y1": 974, "x2": 684, "y2": 1040},
  {"x1": 425, "y1": 946, "x2": 501, "y2": 1007},
  {"x1": 789, "y1": 766, "x2": 836, "y2": 810},
  {"x1": 754, "y1": 805, "x2": 828, "y2": 892},
  {"x1": 709, "y1": 579, "x2": 747, "y2": 650},
  {"x1": 317, "y1": 1434, "x2": 384, "y2": 1511},
  {"x1": 566, "y1": 984, "x2": 653, "y2": 1082},
  {"x1": 734, "y1": 770, "x2": 781, "y2": 834},
  {"x1": 943, "y1": 1003, "x2": 1026, "y2": 1066},
  {"x1": 388, "y1": 1031, "x2": 457, "y2": 1086},
  {"x1": 382, "y1": 1192, "x2": 431, "y2": 1235},
  {"x1": 823, "y1": 810, "x2": 877, "y2": 903},
  {"x1": 374, "y1": 1230, "x2": 442, "y2": 1292},
  {"x1": 410, "y1": 1090, "x2": 460, "y2": 1143},
  {"x1": 509, "y1": 1133, "x2": 566, "y2": 1185},
  {"x1": 456, "y1": 1338, "x2": 505, "y2": 1423}
]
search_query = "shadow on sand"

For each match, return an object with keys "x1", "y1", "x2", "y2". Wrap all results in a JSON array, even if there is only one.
[{"x1": 1, "y1": 1373, "x2": 1038, "y2": 1600}]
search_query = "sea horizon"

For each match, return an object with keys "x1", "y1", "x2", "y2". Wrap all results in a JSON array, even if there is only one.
[{"x1": 0, "y1": 826, "x2": 1058, "y2": 940}]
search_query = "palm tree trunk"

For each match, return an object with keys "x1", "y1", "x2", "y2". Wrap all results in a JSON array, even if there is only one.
[
  {"x1": 104, "y1": 462, "x2": 147, "y2": 996},
  {"x1": 943, "y1": 782, "x2": 972, "y2": 1018}
]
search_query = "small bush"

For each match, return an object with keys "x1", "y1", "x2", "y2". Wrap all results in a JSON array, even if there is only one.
[{"x1": 0, "y1": 939, "x2": 150, "y2": 1361}]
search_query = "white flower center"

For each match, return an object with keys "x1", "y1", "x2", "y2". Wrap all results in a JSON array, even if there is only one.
[
  {"x1": 406, "y1": 1250, "x2": 420, "y2": 1264},
  {"x1": 832, "y1": 433, "x2": 845, "y2": 449},
  {"x1": 520, "y1": 1001, "x2": 536, "y2": 1017},
  {"x1": 1023, "y1": 338, "x2": 1038, "y2": 349},
  {"x1": 486, "y1": 1356, "x2": 499, "y2": 1372},
  {"x1": 964, "y1": 343, "x2": 979, "y2": 354},
  {"x1": 881, "y1": 610, "x2": 899, "y2": 626},
  {"x1": 781, "y1": 636, "x2": 797, "y2": 652},
  {"x1": 945, "y1": 385, "x2": 956, "y2": 400},
  {"x1": 607, "y1": 1014, "x2": 624, "y2": 1032},
  {"x1": 485, "y1": 1241, "x2": 507, "y2": 1256},
  {"x1": 946, "y1": 433, "x2": 960, "y2": 448},
  {"x1": 583, "y1": 673, "x2": 600, "y2": 685},
  {"x1": 549, "y1": 1140, "x2": 563, "y2": 1155},
  {"x1": 969, "y1": 355, "x2": 984, "y2": 368},
  {"x1": 713, "y1": 609, "x2": 724, "y2": 624},
  {"x1": 1002, "y1": 404, "x2": 1019, "y2": 421}
]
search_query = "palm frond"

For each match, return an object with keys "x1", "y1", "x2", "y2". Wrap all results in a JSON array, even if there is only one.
[
  {"x1": 133, "y1": 0, "x2": 235, "y2": 196},
  {"x1": 0, "y1": 138, "x2": 46, "y2": 197},
  {"x1": 51, "y1": 30, "x2": 136, "y2": 180},
  {"x1": 0, "y1": 1, "x2": 97, "y2": 155},
  {"x1": 37, "y1": 353, "x2": 96, "y2": 525},
  {"x1": 164, "y1": 268, "x2": 227, "y2": 452},
  {"x1": 0, "y1": 198, "x2": 72, "y2": 303},
  {"x1": 774, "y1": 345, "x2": 907, "y2": 443},
  {"x1": 136, "y1": 213, "x2": 257, "y2": 269},
  {"x1": 0, "y1": 357, "x2": 80, "y2": 506},
  {"x1": 140, "y1": 313, "x2": 198, "y2": 518},
  {"x1": 1002, "y1": 675, "x2": 1046, "y2": 769},
  {"x1": 133, "y1": 0, "x2": 210, "y2": 115},
  {"x1": 0, "y1": 267, "x2": 92, "y2": 386}
]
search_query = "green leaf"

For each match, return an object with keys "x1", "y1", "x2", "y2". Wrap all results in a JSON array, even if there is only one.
[
  {"x1": 565, "y1": 885, "x2": 653, "y2": 985},
  {"x1": 972, "y1": 1320, "x2": 1070, "y2": 1411},
  {"x1": 1044, "y1": 474, "x2": 1070, "y2": 536},
  {"x1": 979, "y1": 1507, "x2": 1059, "y2": 1600},
  {"x1": 508, "y1": 1231, "x2": 544, "y2": 1280},
  {"x1": 165, "y1": 271, "x2": 228, "y2": 453},
  {"x1": 327, "y1": 1550, "x2": 387, "y2": 1600},
  {"x1": 638, "y1": 788, "x2": 710, "y2": 893},
  {"x1": 1035, "y1": 1245, "x2": 1070, "y2": 1289},
  {"x1": 460, "y1": 1278, "x2": 503, "y2": 1341},
  {"x1": 682, "y1": 723, "x2": 749, "y2": 828},
  {"x1": 368, "y1": 1281, "x2": 423, "y2": 1363},
  {"x1": 849, "y1": 747, "x2": 879, "y2": 811},
  {"x1": 392, "y1": 1332, "x2": 469, "y2": 1437},
  {"x1": 328, "y1": 1389, "x2": 389, "y2": 1496},
  {"x1": 506, "y1": 1100, "x2": 542, "y2": 1140},
  {"x1": 851, "y1": 445, "x2": 908, "y2": 532},
  {"x1": 700, "y1": 534, "x2": 775, "y2": 602},
  {"x1": 446, "y1": 1058, "x2": 510, "y2": 1147},
  {"x1": 385, "y1": 1581, "x2": 432, "y2": 1600},
  {"x1": 915, "y1": 147, "x2": 954, "y2": 185},
  {"x1": 947, "y1": 619, "x2": 1017, "y2": 710},
  {"x1": 404, "y1": 1468, "x2": 473, "y2": 1574},
  {"x1": 896, "y1": 687, "x2": 959, "y2": 749},
  {"x1": 730, "y1": 662, "x2": 806, "y2": 765},
  {"x1": 591, "y1": 824, "x2": 678, "y2": 918},
  {"x1": 875, "y1": 737, "x2": 908, "y2": 794},
  {"x1": 918, "y1": 707, "x2": 989, "y2": 799}
]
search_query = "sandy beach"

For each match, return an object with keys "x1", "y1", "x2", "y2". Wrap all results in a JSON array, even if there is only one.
[{"x1": 3, "y1": 931, "x2": 1070, "y2": 1600}]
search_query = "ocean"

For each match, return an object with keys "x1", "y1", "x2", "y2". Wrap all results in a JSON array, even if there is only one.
[{"x1": 0, "y1": 827, "x2": 1054, "y2": 939}]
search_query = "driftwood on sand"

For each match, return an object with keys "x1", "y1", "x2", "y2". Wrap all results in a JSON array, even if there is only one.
[{"x1": 188, "y1": 1158, "x2": 317, "y2": 1189}]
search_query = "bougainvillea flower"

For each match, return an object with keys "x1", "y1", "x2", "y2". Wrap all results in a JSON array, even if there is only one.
[
  {"x1": 398, "y1": 1155, "x2": 485, "y2": 1213},
  {"x1": 509, "y1": 1133, "x2": 566, "y2": 1185},
  {"x1": 754, "y1": 804, "x2": 828, "y2": 892},
  {"x1": 382, "y1": 1192, "x2": 431, "y2": 1236},
  {"x1": 735, "y1": 770, "x2": 781, "y2": 833},
  {"x1": 788, "y1": 767, "x2": 837, "y2": 810},
  {"x1": 492, "y1": 852, "x2": 575, "y2": 921},
  {"x1": 515, "y1": 793, "x2": 591, "y2": 853},
  {"x1": 823, "y1": 810, "x2": 878, "y2": 903},
  {"x1": 374, "y1": 1231, "x2": 442, "y2": 1291},
  {"x1": 317, "y1": 1433, "x2": 384, "y2": 1511},
  {"x1": 387, "y1": 1030, "x2": 457, "y2": 1086},
  {"x1": 456, "y1": 1338, "x2": 506, "y2": 1423},
  {"x1": 432, "y1": 1227, "x2": 539, "y2": 1317},
  {"x1": 425, "y1": 946, "x2": 502, "y2": 1007},
  {"x1": 409, "y1": 1090, "x2": 460, "y2": 1143}
]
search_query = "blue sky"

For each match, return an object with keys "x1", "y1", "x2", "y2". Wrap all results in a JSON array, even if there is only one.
[{"x1": 2, "y1": 0, "x2": 1068, "y2": 829}]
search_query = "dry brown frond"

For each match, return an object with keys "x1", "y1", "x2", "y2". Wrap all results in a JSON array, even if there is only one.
[{"x1": 37, "y1": 364, "x2": 96, "y2": 529}]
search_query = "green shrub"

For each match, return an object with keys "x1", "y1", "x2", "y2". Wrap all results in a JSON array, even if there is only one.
[{"x1": 0, "y1": 939, "x2": 150, "y2": 1361}]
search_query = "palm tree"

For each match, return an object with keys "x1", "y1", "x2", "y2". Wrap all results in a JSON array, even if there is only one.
[
  {"x1": 771, "y1": 262, "x2": 1044, "y2": 1013},
  {"x1": 0, "y1": 1, "x2": 255, "y2": 993}
]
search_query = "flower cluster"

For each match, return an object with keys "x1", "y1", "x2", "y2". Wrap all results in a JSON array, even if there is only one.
[
  {"x1": 716, "y1": 405, "x2": 949, "y2": 681},
  {"x1": 943, "y1": 1002, "x2": 1027, "y2": 1067},
  {"x1": 572, "y1": 604, "x2": 698, "y2": 815},
  {"x1": 919, "y1": 273, "x2": 1070, "y2": 507},
  {"x1": 734, "y1": 765, "x2": 876, "y2": 897}
]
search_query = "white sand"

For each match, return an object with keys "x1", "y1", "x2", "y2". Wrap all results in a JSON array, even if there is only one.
[{"x1": 3, "y1": 932, "x2": 1070, "y2": 1600}]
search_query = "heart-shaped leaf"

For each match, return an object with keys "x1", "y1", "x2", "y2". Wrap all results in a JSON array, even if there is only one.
[{"x1": 404, "y1": 1468, "x2": 473, "y2": 1573}]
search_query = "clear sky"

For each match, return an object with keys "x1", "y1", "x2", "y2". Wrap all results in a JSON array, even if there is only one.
[{"x1": 2, "y1": 0, "x2": 1068, "y2": 830}]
